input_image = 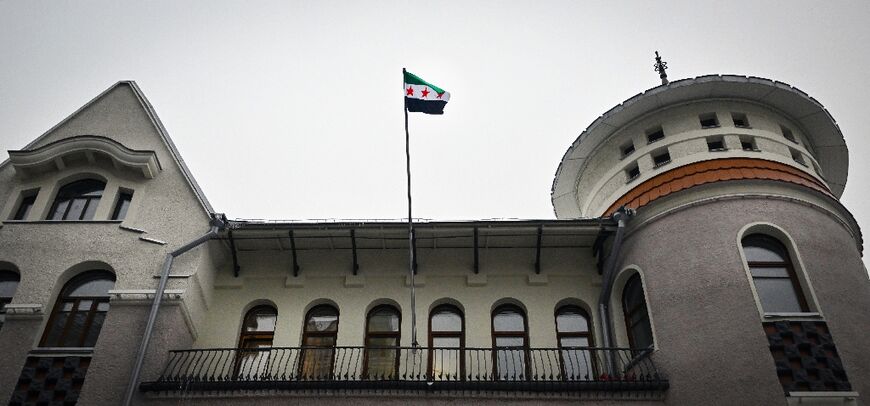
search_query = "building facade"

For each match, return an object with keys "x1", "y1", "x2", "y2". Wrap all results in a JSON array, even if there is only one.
[{"x1": 0, "y1": 75, "x2": 867, "y2": 405}]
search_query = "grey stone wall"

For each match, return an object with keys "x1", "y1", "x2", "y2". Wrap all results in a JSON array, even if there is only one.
[{"x1": 617, "y1": 196, "x2": 870, "y2": 405}]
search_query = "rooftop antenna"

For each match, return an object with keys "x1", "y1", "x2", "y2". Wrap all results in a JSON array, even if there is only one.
[{"x1": 654, "y1": 51, "x2": 669, "y2": 85}]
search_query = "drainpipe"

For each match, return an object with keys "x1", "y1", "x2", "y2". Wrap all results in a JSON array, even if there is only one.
[
  {"x1": 122, "y1": 214, "x2": 226, "y2": 406},
  {"x1": 598, "y1": 207, "x2": 633, "y2": 351}
]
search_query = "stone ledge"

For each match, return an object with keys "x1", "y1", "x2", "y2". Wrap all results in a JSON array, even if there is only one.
[
  {"x1": 344, "y1": 275, "x2": 365, "y2": 287},
  {"x1": 467, "y1": 274, "x2": 487, "y2": 287},
  {"x1": 527, "y1": 274, "x2": 548, "y2": 286},
  {"x1": 4, "y1": 303, "x2": 44, "y2": 318},
  {"x1": 108, "y1": 289, "x2": 184, "y2": 302}
]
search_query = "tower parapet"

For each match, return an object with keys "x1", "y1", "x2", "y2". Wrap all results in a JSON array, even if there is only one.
[{"x1": 552, "y1": 75, "x2": 849, "y2": 219}]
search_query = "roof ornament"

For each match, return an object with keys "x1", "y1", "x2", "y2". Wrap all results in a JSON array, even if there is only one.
[{"x1": 654, "y1": 51, "x2": 669, "y2": 85}]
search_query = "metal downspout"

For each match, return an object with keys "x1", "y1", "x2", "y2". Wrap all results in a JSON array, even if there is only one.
[
  {"x1": 597, "y1": 208, "x2": 632, "y2": 371},
  {"x1": 122, "y1": 214, "x2": 225, "y2": 406}
]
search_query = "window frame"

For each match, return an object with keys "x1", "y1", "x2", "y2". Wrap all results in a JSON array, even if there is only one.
[
  {"x1": 554, "y1": 305, "x2": 596, "y2": 381},
  {"x1": 622, "y1": 274, "x2": 653, "y2": 350},
  {"x1": 40, "y1": 270, "x2": 115, "y2": 348},
  {"x1": 742, "y1": 234, "x2": 810, "y2": 313},
  {"x1": 12, "y1": 191, "x2": 38, "y2": 221},
  {"x1": 363, "y1": 304, "x2": 401, "y2": 379},
  {"x1": 48, "y1": 179, "x2": 106, "y2": 221},
  {"x1": 299, "y1": 304, "x2": 339, "y2": 380},
  {"x1": 491, "y1": 304, "x2": 531, "y2": 380},
  {"x1": 428, "y1": 304, "x2": 465, "y2": 381},
  {"x1": 111, "y1": 190, "x2": 134, "y2": 221}
]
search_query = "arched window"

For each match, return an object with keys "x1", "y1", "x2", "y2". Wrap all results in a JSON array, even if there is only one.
[
  {"x1": 555, "y1": 305, "x2": 594, "y2": 380},
  {"x1": 49, "y1": 179, "x2": 106, "y2": 221},
  {"x1": 742, "y1": 234, "x2": 809, "y2": 313},
  {"x1": 491, "y1": 304, "x2": 529, "y2": 380},
  {"x1": 41, "y1": 271, "x2": 115, "y2": 347},
  {"x1": 0, "y1": 271, "x2": 21, "y2": 330},
  {"x1": 364, "y1": 305, "x2": 400, "y2": 379},
  {"x1": 300, "y1": 305, "x2": 339, "y2": 380},
  {"x1": 428, "y1": 304, "x2": 464, "y2": 380},
  {"x1": 236, "y1": 305, "x2": 277, "y2": 378},
  {"x1": 622, "y1": 274, "x2": 653, "y2": 349}
]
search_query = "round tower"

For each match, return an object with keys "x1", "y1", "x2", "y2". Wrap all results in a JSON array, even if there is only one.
[{"x1": 552, "y1": 73, "x2": 869, "y2": 404}]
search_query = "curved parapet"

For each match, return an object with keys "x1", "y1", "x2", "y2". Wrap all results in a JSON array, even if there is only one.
[{"x1": 552, "y1": 75, "x2": 848, "y2": 219}]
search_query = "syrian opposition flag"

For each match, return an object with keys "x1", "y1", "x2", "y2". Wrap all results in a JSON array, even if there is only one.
[{"x1": 404, "y1": 70, "x2": 450, "y2": 115}]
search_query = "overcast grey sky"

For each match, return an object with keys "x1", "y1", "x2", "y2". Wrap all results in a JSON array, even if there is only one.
[{"x1": 1, "y1": 1, "x2": 868, "y2": 264}]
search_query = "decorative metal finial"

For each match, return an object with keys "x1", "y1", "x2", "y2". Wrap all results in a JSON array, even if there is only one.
[{"x1": 654, "y1": 51, "x2": 669, "y2": 85}]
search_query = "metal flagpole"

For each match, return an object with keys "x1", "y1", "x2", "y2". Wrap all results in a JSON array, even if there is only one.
[{"x1": 403, "y1": 68, "x2": 419, "y2": 348}]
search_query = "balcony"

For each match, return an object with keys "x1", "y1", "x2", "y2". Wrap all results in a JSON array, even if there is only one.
[{"x1": 140, "y1": 346, "x2": 668, "y2": 397}]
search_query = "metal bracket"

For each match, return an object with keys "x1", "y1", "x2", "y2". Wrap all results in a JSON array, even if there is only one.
[
  {"x1": 412, "y1": 228, "x2": 418, "y2": 274},
  {"x1": 289, "y1": 229, "x2": 300, "y2": 277},
  {"x1": 228, "y1": 229, "x2": 241, "y2": 277},
  {"x1": 350, "y1": 229, "x2": 359, "y2": 275},
  {"x1": 534, "y1": 225, "x2": 543, "y2": 274},
  {"x1": 473, "y1": 227, "x2": 479, "y2": 274}
]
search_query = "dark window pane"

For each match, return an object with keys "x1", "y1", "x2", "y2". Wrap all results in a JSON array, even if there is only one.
[
  {"x1": 743, "y1": 234, "x2": 788, "y2": 262},
  {"x1": 753, "y1": 278, "x2": 804, "y2": 313},
  {"x1": 556, "y1": 308, "x2": 589, "y2": 333},
  {"x1": 50, "y1": 200, "x2": 70, "y2": 220},
  {"x1": 750, "y1": 266, "x2": 790, "y2": 278},
  {"x1": 495, "y1": 347, "x2": 526, "y2": 380},
  {"x1": 623, "y1": 275, "x2": 653, "y2": 349},
  {"x1": 366, "y1": 337, "x2": 398, "y2": 379},
  {"x1": 13, "y1": 195, "x2": 37, "y2": 220},
  {"x1": 243, "y1": 306, "x2": 277, "y2": 332},
  {"x1": 111, "y1": 192, "x2": 133, "y2": 220},
  {"x1": 367, "y1": 308, "x2": 399, "y2": 332},
  {"x1": 305, "y1": 306, "x2": 338, "y2": 332},
  {"x1": 431, "y1": 309, "x2": 462, "y2": 332},
  {"x1": 66, "y1": 198, "x2": 87, "y2": 220},
  {"x1": 82, "y1": 197, "x2": 100, "y2": 220},
  {"x1": 493, "y1": 308, "x2": 524, "y2": 332},
  {"x1": 630, "y1": 318, "x2": 654, "y2": 349},
  {"x1": 67, "y1": 278, "x2": 115, "y2": 297},
  {"x1": 42, "y1": 271, "x2": 114, "y2": 348},
  {"x1": 0, "y1": 272, "x2": 20, "y2": 297},
  {"x1": 82, "y1": 312, "x2": 106, "y2": 347},
  {"x1": 495, "y1": 336, "x2": 524, "y2": 348}
]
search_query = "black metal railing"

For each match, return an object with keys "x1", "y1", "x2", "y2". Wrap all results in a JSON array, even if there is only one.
[{"x1": 140, "y1": 346, "x2": 667, "y2": 395}]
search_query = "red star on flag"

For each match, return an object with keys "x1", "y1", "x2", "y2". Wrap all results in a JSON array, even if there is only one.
[
  {"x1": 436, "y1": 92, "x2": 444, "y2": 99},
  {"x1": 406, "y1": 86, "x2": 414, "y2": 96},
  {"x1": 421, "y1": 87, "x2": 430, "y2": 98}
]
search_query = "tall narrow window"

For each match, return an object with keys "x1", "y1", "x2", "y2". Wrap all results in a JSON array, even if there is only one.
[
  {"x1": 41, "y1": 271, "x2": 115, "y2": 347},
  {"x1": 236, "y1": 305, "x2": 277, "y2": 378},
  {"x1": 0, "y1": 271, "x2": 21, "y2": 330},
  {"x1": 49, "y1": 179, "x2": 105, "y2": 220},
  {"x1": 12, "y1": 192, "x2": 37, "y2": 220},
  {"x1": 555, "y1": 305, "x2": 594, "y2": 380},
  {"x1": 491, "y1": 304, "x2": 529, "y2": 381},
  {"x1": 429, "y1": 304, "x2": 464, "y2": 381},
  {"x1": 622, "y1": 274, "x2": 653, "y2": 350},
  {"x1": 742, "y1": 234, "x2": 809, "y2": 313},
  {"x1": 364, "y1": 305, "x2": 400, "y2": 379},
  {"x1": 111, "y1": 191, "x2": 133, "y2": 220},
  {"x1": 300, "y1": 305, "x2": 339, "y2": 380}
]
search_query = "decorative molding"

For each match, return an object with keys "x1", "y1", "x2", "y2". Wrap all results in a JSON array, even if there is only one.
[
  {"x1": 285, "y1": 275, "x2": 305, "y2": 288},
  {"x1": 467, "y1": 274, "x2": 487, "y2": 287},
  {"x1": 139, "y1": 236, "x2": 167, "y2": 245},
  {"x1": 344, "y1": 275, "x2": 365, "y2": 288},
  {"x1": 4, "y1": 303, "x2": 44, "y2": 318},
  {"x1": 404, "y1": 275, "x2": 426, "y2": 287},
  {"x1": 120, "y1": 225, "x2": 147, "y2": 234},
  {"x1": 108, "y1": 289, "x2": 184, "y2": 302},
  {"x1": 8, "y1": 135, "x2": 161, "y2": 179},
  {"x1": 527, "y1": 274, "x2": 549, "y2": 286}
]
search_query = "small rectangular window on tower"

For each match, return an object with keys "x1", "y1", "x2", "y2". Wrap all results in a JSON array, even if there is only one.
[
  {"x1": 111, "y1": 191, "x2": 134, "y2": 221},
  {"x1": 780, "y1": 125, "x2": 798, "y2": 144},
  {"x1": 625, "y1": 163, "x2": 640, "y2": 183},
  {"x1": 731, "y1": 113, "x2": 750, "y2": 128},
  {"x1": 699, "y1": 113, "x2": 719, "y2": 129},
  {"x1": 646, "y1": 126, "x2": 665, "y2": 144},
  {"x1": 740, "y1": 136, "x2": 759, "y2": 152},
  {"x1": 652, "y1": 150, "x2": 671, "y2": 168},
  {"x1": 12, "y1": 192, "x2": 38, "y2": 220},
  {"x1": 791, "y1": 148, "x2": 807, "y2": 166},
  {"x1": 707, "y1": 136, "x2": 727, "y2": 152},
  {"x1": 620, "y1": 141, "x2": 635, "y2": 158}
]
